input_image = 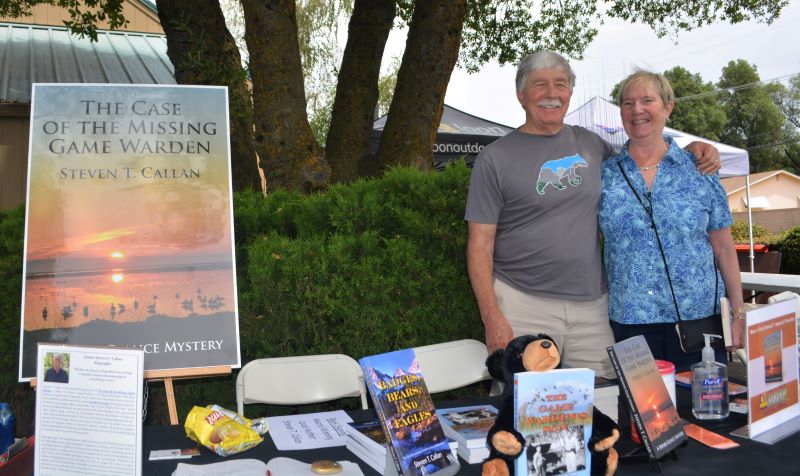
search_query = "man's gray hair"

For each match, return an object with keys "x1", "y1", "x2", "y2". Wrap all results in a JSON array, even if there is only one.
[{"x1": 516, "y1": 51, "x2": 576, "y2": 92}]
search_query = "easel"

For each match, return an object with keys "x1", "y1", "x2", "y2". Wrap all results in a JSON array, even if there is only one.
[
  {"x1": 145, "y1": 366, "x2": 232, "y2": 424},
  {"x1": 32, "y1": 365, "x2": 233, "y2": 425}
]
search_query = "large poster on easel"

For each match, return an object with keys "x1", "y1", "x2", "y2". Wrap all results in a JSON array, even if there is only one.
[{"x1": 18, "y1": 84, "x2": 241, "y2": 381}]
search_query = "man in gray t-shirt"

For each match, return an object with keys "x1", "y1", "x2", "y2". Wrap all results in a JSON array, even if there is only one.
[{"x1": 465, "y1": 51, "x2": 719, "y2": 377}]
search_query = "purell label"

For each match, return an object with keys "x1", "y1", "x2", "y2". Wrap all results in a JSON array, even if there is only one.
[
  {"x1": 701, "y1": 393, "x2": 724, "y2": 401},
  {"x1": 703, "y1": 377, "x2": 722, "y2": 386}
]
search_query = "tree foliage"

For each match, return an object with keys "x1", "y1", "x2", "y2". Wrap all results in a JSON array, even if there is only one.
[
  {"x1": 777, "y1": 75, "x2": 800, "y2": 129},
  {"x1": 2, "y1": 0, "x2": 790, "y2": 189},
  {"x1": 666, "y1": 67, "x2": 727, "y2": 141},
  {"x1": 770, "y1": 75, "x2": 800, "y2": 172},
  {"x1": 0, "y1": 0, "x2": 127, "y2": 40},
  {"x1": 457, "y1": 0, "x2": 599, "y2": 72},
  {"x1": 718, "y1": 60, "x2": 786, "y2": 172},
  {"x1": 605, "y1": 0, "x2": 787, "y2": 36}
]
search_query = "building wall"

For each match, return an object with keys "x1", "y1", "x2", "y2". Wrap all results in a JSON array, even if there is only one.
[
  {"x1": 0, "y1": 1, "x2": 162, "y2": 34},
  {"x1": 0, "y1": 105, "x2": 30, "y2": 210},
  {"x1": 733, "y1": 208, "x2": 800, "y2": 234},
  {"x1": 728, "y1": 174, "x2": 800, "y2": 212}
]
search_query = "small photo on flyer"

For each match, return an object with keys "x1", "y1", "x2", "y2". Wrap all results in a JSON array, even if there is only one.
[
  {"x1": 763, "y1": 330, "x2": 783, "y2": 384},
  {"x1": 42, "y1": 351, "x2": 70, "y2": 384}
]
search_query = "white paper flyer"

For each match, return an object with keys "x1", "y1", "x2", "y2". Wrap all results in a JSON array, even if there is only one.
[{"x1": 34, "y1": 343, "x2": 144, "y2": 475}]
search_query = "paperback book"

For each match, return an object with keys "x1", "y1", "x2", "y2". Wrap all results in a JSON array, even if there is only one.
[
  {"x1": 345, "y1": 438, "x2": 383, "y2": 474},
  {"x1": 514, "y1": 368, "x2": 594, "y2": 476},
  {"x1": 359, "y1": 348, "x2": 454, "y2": 476},
  {"x1": 594, "y1": 377, "x2": 620, "y2": 423},
  {"x1": 607, "y1": 336, "x2": 686, "y2": 459},
  {"x1": 436, "y1": 404, "x2": 497, "y2": 463},
  {"x1": 346, "y1": 420, "x2": 388, "y2": 456}
]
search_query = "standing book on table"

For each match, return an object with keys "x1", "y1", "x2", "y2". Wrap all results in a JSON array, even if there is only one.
[
  {"x1": 607, "y1": 336, "x2": 686, "y2": 459},
  {"x1": 514, "y1": 368, "x2": 594, "y2": 476},
  {"x1": 359, "y1": 348, "x2": 454, "y2": 476}
]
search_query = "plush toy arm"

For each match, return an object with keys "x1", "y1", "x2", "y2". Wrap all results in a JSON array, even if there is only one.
[
  {"x1": 488, "y1": 429, "x2": 525, "y2": 457},
  {"x1": 590, "y1": 407, "x2": 620, "y2": 476},
  {"x1": 589, "y1": 407, "x2": 620, "y2": 450},
  {"x1": 486, "y1": 399, "x2": 524, "y2": 458}
]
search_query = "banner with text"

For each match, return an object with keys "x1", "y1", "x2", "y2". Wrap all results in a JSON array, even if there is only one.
[{"x1": 19, "y1": 84, "x2": 241, "y2": 381}]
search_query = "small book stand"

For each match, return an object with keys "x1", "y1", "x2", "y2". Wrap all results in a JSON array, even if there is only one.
[{"x1": 619, "y1": 443, "x2": 681, "y2": 474}]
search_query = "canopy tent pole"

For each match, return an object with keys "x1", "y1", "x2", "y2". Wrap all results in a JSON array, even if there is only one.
[{"x1": 745, "y1": 175, "x2": 755, "y2": 273}]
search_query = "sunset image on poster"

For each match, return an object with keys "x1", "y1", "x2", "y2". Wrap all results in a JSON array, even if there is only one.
[{"x1": 19, "y1": 84, "x2": 241, "y2": 380}]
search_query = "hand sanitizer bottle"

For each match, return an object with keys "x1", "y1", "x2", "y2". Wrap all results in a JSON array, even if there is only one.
[{"x1": 691, "y1": 334, "x2": 729, "y2": 419}]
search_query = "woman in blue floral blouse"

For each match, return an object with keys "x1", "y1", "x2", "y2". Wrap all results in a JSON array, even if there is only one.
[{"x1": 598, "y1": 71, "x2": 745, "y2": 370}]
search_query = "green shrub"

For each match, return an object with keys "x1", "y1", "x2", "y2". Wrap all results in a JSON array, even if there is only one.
[
  {"x1": 0, "y1": 205, "x2": 24, "y2": 386},
  {"x1": 236, "y1": 163, "x2": 481, "y2": 363},
  {"x1": 773, "y1": 225, "x2": 800, "y2": 275},
  {"x1": 0, "y1": 205, "x2": 33, "y2": 434},
  {"x1": 730, "y1": 220, "x2": 780, "y2": 246}
]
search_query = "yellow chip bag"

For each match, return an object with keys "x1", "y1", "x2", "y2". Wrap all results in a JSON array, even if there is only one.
[{"x1": 184, "y1": 405, "x2": 263, "y2": 456}]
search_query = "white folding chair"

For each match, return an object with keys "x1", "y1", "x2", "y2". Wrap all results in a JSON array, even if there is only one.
[
  {"x1": 412, "y1": 339, "x2": 499, "y2": 395},
  {"x1": 236, "y1": 354, "x2": 368, "y2": 416}
]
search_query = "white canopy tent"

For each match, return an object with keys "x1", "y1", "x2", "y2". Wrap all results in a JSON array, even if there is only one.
[{"x1": 564, "y1": 96, "x2": 757, "y2": 271}]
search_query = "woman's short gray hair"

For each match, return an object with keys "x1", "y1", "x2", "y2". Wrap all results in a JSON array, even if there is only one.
[
  {"x1": 516, "y1": 51, "x2": 576, "y2": 92},
  {"x1": 617, "y1": 70, "x2": 675, "y2": 106}
]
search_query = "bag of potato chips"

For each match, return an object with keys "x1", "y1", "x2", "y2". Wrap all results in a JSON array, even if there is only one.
[{"x1": 184, "y1": 405, "x2": 264, "y2": 456}]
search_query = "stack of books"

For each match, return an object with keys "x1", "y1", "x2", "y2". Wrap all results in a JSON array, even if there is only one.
[
  {"x1": 345, "y1": 420, "x2": 458, "y2": 473},
  {"x1": 345, "y1": 420, "x2": 390, "y2": 474},
  {"x1": 435, "y1": 404, "x2": 498, "y2": 464},
  {"x1": 594, "y1": 376, "x2": 620, "y2": 423}
]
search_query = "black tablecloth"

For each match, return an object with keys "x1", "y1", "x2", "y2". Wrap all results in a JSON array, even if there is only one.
[{"x1": 143, "y1": 388, "x2": 800, "y2": 475}]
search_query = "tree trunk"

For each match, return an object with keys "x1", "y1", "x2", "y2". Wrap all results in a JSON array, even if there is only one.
[
  {"x1": 157, "y1": 0, "x2": 262, "y2": 192},
  {"x1": 242, "y1": 0, "x2": 330, "y2": 192},
  {"x1": 325, "y1": 0, "x2": 396, "y2": 183},
  {"x1": 376, "y1": 0, "x2": 466, "y2": 171}
]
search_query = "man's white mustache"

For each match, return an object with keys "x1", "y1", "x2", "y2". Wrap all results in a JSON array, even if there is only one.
[{"x1": 538, "y1": 100, "x2": 562, "y2": 108}]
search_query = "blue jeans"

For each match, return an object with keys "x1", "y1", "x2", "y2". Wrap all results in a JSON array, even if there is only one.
[{"x1": 610, "y1": 321, "x2": 727, "y2": 372}]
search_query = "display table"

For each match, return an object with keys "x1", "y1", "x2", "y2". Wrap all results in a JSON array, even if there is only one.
[{"x1": 143, "y1": 388, "x2": 800, "y2": 475}]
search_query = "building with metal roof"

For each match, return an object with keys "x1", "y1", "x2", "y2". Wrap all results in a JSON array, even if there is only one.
[
  {"x1": 0, "y1": 0, "x2": 175, "y2": 209},
  {"x1": 0, "y1": 23, "x2": 174, "y2": 103}
]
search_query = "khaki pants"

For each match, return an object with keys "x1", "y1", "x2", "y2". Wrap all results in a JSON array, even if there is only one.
[{"x1": 494, "y1": 278, "x2": 615, "y2": 378}]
